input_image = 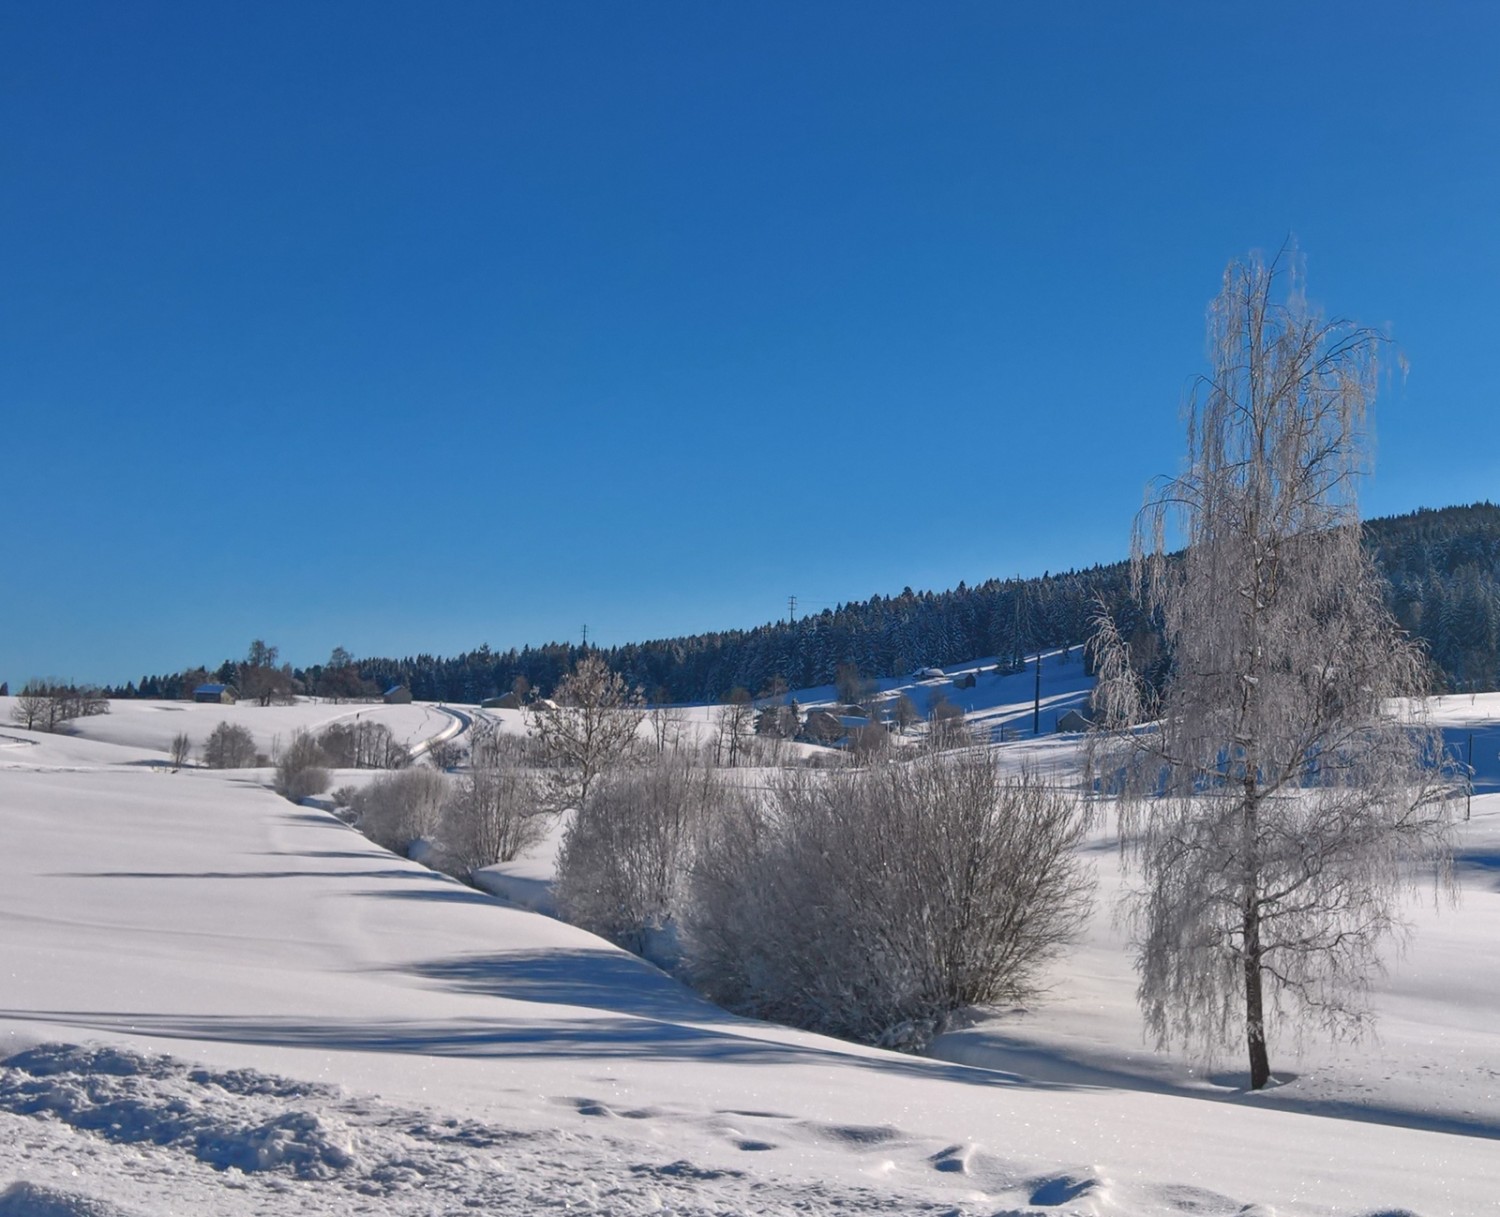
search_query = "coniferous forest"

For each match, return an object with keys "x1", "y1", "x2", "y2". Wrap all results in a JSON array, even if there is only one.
[{"x1": 116, "y1": 503, "x2": 1500, "y2": 705}]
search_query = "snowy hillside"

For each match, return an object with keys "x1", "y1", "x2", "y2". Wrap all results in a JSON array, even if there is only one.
[{"x1": 0, "y1": 689, "x2": 1497, "y2": 1215}]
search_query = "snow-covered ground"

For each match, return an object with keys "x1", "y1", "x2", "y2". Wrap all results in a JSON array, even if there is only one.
[
  {"x1": 49, "y1": 697, "x2": 461, "y2": 764},
  {"x1": 0, "y1": 687, "x2": 1497, "y2": 1215}
]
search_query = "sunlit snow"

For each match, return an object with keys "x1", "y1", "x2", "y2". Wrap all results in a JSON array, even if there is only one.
[{"x1": 1, "y1": 677, "x2": 1496, "y2": 1215}]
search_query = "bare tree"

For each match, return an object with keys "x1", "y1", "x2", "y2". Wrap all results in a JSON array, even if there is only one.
[
  {"x1": 1086, "y1": 251, "x2": 1455, "y2": 1089},
  {"x1": 715, "y1": 688, "x2": 754, "y2": 767},
  {"x1": 203, "y1": 721, "x2": 257, "y2": 768},
  {"x1": 10, "y1": 685, "x2": 49, "y2": 730},
  {"x1": 319, "y1": 719, "x2": 407, "y2": 769},
  {"x1": 170, "y1": 732, "x2": 192, "y2": 770},
  {"x1": 426, "y1": 737, "x2": 464, "y2": 771},
  {"x1": 685, "y1": 754, "x2": 1091, "y2": 1049},
  {"x1": 240, "y1": 640, "x2": 294, "y2": 707},
  {"x1": 834, "y1": 662, "x2": 873, "y2": 709},
  {"x1": 647, "y1": 686, "x2": 686, "y2": 755},
  {"x1": 9, "y1": 681, "x2": 109, "y2": 732},
  {"x1": 926, "y1": 691, "x2": 969, "y2": 749},
  {"x1": 849, "y1": 715, "x2": 889, "y2": 760},
  {"x1": 893, "y1": 692, "x2": 920, "y2": 735},
  {"x1": 275, "y1": 729, "x2": 330, "y2": 801},
  {"x1": 439, "y1": 731, "x2": 545, "y2": 878},
  {"x1": 317, "y1": 646, "x2": 369, "y2": 701},
  {"x1": 528, "y1": 655, "x2": 645, "y2": 810}
]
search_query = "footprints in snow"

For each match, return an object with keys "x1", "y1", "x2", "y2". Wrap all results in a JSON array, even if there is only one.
[
  {"x1": 551, "y1": 1094, "x2": 1273, "y2": 1216},
  {"x1": 1027, "y1": 1172, "x2": 1104, "y2": 1206},
  {"x1": 558, "y1": 1095, "x2": 659, "y2": 1120},
  {"x1": 560, "y1": 1096, "x2": 908, "y2": 1163}
]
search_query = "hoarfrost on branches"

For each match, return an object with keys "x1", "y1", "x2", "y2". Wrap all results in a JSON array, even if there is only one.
[{"x1": 1086, "y1": 249, "x2": 1456, "y2": 1088}]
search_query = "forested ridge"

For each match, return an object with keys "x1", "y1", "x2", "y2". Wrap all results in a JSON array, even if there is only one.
[{"x1": 122, "y1": 502, "x2": 1500, "y2": 704}]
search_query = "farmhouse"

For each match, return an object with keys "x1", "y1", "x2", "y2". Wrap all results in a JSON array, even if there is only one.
[
  {"x1": 192, "y1": 683, "x2": 236, "y2": 704},
  {"x1": 800, "y1": 709, "x2": 844, "y2": 744}
]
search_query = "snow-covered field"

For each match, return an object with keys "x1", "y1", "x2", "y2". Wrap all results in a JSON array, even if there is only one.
[
  {"x1": 0, "y1": 688, "x2": 1496, "y2": 1215},
  {"x1": 50, "y1": 697, "x2": 464, "y2": 763}
]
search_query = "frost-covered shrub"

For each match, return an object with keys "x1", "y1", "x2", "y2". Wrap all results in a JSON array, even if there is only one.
[
  {"x1": 351, "y1": 768, "x2": 449, "y2": 854},
  {"x1": 555, "y1": 761, "x2": 724, "y2": 960},
  {"x1": 203, "y1": 721, "x2": 257, "y2": 769},
  {"x1": 274, "y1": 730, "x2": 330, "y2": 801},
  {"x1": 684, "y1": 751, "x2": 1092, "y2": 1049},
  {"x1": 438, "y1": 746, "x2": 546, "y2": 880}
]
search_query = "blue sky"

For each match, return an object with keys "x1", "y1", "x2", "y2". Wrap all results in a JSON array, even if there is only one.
[{"x1": 3, "y1": 2, "x2": 1497, "y2": 685}]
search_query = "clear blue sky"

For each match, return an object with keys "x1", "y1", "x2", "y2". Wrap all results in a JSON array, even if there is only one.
[{"x1": 3, "y1": 2, "x2": 1497, "y2": 686}]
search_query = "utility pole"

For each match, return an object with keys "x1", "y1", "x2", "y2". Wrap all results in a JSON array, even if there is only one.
[
  {"x1": 788, "y1": 595, "x2": 797, "y2": 624},
  {"x1": 581, "y1": 624, "x2": 588, "y2": 648},
  {"x1": 1033, "y1": 648, "x2": 1042, "y2": 734},
  {"x1": 1467, "y1": 732, "x2": 1474, "y2": 822}
]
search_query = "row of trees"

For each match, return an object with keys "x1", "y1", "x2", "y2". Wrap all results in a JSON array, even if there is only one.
[
  {"x1": 8, "y1": 682, "x2": 109, "y2": 731},
  {"x1": 118, "y1": 642, "x2": 383, "y2": 705},
  {"x1": 80, "y1": 501, "x2": 1500, "y2": 713},
  {"x1": 552, "y1": 748, "x2": 1091, "y2": 1049},
  {"x1": 176, "y1": 717, "x2": 411, "y2": 773}
]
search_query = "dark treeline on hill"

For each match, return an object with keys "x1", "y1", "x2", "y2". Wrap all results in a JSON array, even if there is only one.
[{"x1": 112, "y1": 503, "x2": 1500, "y2": 704}]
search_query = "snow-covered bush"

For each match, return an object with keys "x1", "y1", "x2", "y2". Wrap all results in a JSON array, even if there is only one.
[
  {"x1": 555, "y1": 761, "x2": 725, "y2": 960},
  {"x1": 274, "y1": 730, "x2": 330, "y2": 802},
  {"x1": 684, "y1": 751, "x2": 1092, "y2": 1049},
  {"x1": 351, "y1": 768, "x2": 449, "y2": 855}
]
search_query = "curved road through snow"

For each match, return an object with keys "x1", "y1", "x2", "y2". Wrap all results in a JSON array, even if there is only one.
[{"x1": 406, "y1": 704, "x2": 472, "y2": 762}]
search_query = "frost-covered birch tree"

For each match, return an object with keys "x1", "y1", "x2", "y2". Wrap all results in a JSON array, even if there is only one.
[
  {"x1": 1087, "y1": 251, "x2": 1455, "y2": 1090},
  {"x1": 529, "y1": 654, "x2": 645, "y2": 811}
]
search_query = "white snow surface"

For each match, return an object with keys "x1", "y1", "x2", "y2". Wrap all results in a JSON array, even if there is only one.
[{"x1": 0, "y1": 687, "x2": 1497, "y2": 1215}]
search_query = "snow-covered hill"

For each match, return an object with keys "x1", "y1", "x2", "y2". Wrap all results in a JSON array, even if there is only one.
[{"x1": 0, "y1": 689, "x2": 1496, "y2": 1215}]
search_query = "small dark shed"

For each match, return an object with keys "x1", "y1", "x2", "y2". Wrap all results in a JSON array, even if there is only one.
[
  {"x1": 1056, "y1": 708, "x2": 1093, "y2": 733},
  {"x1": 193, "y1": 684, "x2": 236, "y2": 704},
  {"x1": 382, "y1": 685, "x2": 413, "y2": 705}
]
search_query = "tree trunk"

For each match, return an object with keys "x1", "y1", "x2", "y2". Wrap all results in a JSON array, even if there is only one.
[
  {"x1": 1242, "y1": 782, "x2": 1272, "y2": 1090},
  {"x1": 1243, "y1": 895, "x2": 1271, "y2": 1089}
]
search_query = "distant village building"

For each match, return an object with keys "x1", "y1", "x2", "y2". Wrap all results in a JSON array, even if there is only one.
[
  {"x1": 481, "y1": 692, "x2": 522, "y2": 710},
  {"x1": 952, "y1": 672, "x2": 977, "y2": 689},
  {"x1": 755, "y1": 704, "x2": 798, "y2": 739},
  {"x1": 382, "y1": 685, "x2": 413, "y2": 705},
  {"x1": 193, "y1": 683, "x2": 236, "y2": 704},
  {"x1": 800, "y1": 709, "x2": 845, "y2": 745},
  {"x1": 1056, "y1": 708, "x2": 1093, "y2": 733}
]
